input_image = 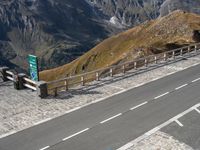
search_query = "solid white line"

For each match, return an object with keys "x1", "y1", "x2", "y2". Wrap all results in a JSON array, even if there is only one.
[
  {"x1": 40, "y1": 146, "x2": 50, "y2": 150},
  {"x1": 34, "y1": 118, "x2": 52, "y2": 125},
  {"x1": 175, "y1": 120, "x2": 184, "y2": 127},
  {"x1": 117, "y1": 103, "x2": 200, "y2": 150},
  {"x1": 175, "y1": 84, "x2": 188, "y2": 90},
  {"x1": 194, "y1": 108, "x2": 200, "y2": 114},
  {"x1": 130, "y1": 101, "x2": 148, "y2": 110},
  {"x1": 192, "y1": 78, "x2": 200, "y2": 83},
  {"x1": 154, "y1": 92, "x2": 169, "y2": 99},
  {"x1": 62, "y1": 128, "x2": 89, "y2": 141},
  {"x1": 0, "y1": 131, "x2": 16, "y2": 139},
  {"x1": 100, "y1": 113, "x2": 122, "y2": 124}
]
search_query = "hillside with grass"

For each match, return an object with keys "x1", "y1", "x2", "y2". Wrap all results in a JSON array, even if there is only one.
[{"x1": 40, "y1": 10, "x2": 200, "y2": 81}]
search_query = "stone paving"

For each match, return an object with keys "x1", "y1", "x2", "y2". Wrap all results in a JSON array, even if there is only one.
[
  {"x1": 127, "y1": 131, "x2": 193, "y2": 150},
  {"x1": 0, "y1": 53, "x2": 200, "y2": 141}
]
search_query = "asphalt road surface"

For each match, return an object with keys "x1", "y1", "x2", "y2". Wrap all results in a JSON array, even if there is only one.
[
  {"x1": 161, "y1": 109, "x2": 200, "y2": 149},
  {"x1": 0, "y1": 64, "x2": 200, "y2": 150}
]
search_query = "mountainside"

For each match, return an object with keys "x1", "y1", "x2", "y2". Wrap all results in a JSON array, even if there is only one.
[
  {"x1": 0, "y1": 0, "x2": 118, "y2": 70},
  {"x1": 1, "y1": 0, "x2": 200, "y2": 72},
  {"x1": 160, "y1": 0, "x2": 200, "y2": 17},
  {"x1": 86, "y1": 0, "x2": 165, "y2": 27},
  {"x1": 40, "y1": 11, "x2": 200, "y2": 81}
]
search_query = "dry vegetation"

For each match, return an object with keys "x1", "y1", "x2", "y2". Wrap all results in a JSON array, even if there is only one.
[{"x1": 40, "y1": 10, "x2": 200, "y2": 81}]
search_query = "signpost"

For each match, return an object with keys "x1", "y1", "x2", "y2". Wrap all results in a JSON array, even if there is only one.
[{"x1": 28, "y1": 55, "x2": 39, "y2": 81}]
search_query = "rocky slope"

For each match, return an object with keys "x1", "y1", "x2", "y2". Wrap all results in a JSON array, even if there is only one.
[
  {"x1": 40, "y1": 11, "x2": 200, "y2": 81},
  {"x1": 1, "y1": 0, "x2": 200, "y2": 72},
  {"x1": 86, "y1": 0, "x2": 165, "y2": 27},
  {"x1": 0, "y1": 0, "x2": 117, "y2": 70},
  {"x1": 160, "y1": 0, "x2": 200, "y2": 17}
]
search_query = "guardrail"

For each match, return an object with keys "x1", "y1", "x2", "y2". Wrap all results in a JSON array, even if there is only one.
[
  {"x1": 1, "y1": 43, "x2": 200, "y2": 98},
  {"x1": 47, "y1": 43, "x2": 200, "y2": 96},
  {"x1": 0, "y1": 68, "x2": 37, "y2": 90},
  {"x1": 0, "y1": 67, "x2": 48, "y2": 98}
]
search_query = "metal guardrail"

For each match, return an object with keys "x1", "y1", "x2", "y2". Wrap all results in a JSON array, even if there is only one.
[
  {"x1": 23, "y1": 77, "x2": 37, "y2": 91},
  {"x1": 47, "y1": 43, "x2": 200, "y2": 96},
  {"x1": 0, "y1": 69, "x2": 37, "y2": 91},
  {"x1": 0, "y1": 67, "x2": 47, "y2": 98}
]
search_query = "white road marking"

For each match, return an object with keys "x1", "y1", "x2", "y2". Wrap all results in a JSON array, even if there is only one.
[
  {"x1": 154, "y1": 92, "x2": 169, "y2": 99},
  {"x1": 117, "y1": 103, "x2": 200, "y2": 150},
  {"x1": 175, "y1": 120, "x2": 184, "y2": 127},
  {"x1": 130, "y1": 101, "x2": 148, "y2": 110},
  {"x1": 0, "y1": 131, "x2": 16, "y2": 139},
  {"x1": 194, "y1": 108, "x2": 200, "y2": 114},
  {"x1": 175, "y1": 84, "x2": 188, "y2": 90},
  {"x1": 192, "y1": 78, "x2": 200, "y2": 83},
  {"x1": 62, "y1": 128, "x2": 89, "y2": 141},
  {"x1": 40, "y1": 146, "x2": 50, "y2": 150},
  {"x1": 34, "y1": 118, "x2": 52, "y2": 125},
  {"x1": 100, "y1": 113, "x2": 122, "y2": 124}
]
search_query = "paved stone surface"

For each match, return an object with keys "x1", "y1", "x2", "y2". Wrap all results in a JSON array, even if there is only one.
[
  {"x1": 0, "y1": 53, "x2": 200, "y2": 138},
  {"x1": 127, "y1": 131, "x2": 193, "y2": 150},
  {"x1": 161, "y1": 110, "x2": 200, "y2": 150}
]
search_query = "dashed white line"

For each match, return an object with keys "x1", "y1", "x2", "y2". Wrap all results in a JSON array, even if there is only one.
[
  {"x1": 194, "y1": 108, "x2": 200, "y2": 114},
  {"x1": 130, "y1": 101, "x2": 148, "y2": 110},
  {"x1": 175, "y1": 120, "x2": 184, "y2": 127},
  {"x1": 192, "y1": 78, "x2": 200, "y2": 83},
  {"x1": 40, "y1": 146, "x2": 50, "y2": 150},
  {"x1": 62, "y1": 128, "x2": 89, "y2": 141},
  {"x1": 154, "y1": 92, "x2": 169, "y2": 99},
  {"x1": 100, "y1": 113, "x2": 122, "y2": 124},
  {"x1": 175, "y1": 84, "x2": 188, "y2": 90}
]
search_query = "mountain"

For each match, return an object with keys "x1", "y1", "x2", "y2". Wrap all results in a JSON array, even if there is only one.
[
  {"x1": 86, "y1": 0, "x2": 165, "y2": 27},
  {"x1": 40, "y1": 11, "x2": 200, "y2": 81},
  {"x1": 0, "y1": 0, "x2": 119, "y2": 71},
  {"x1": 1, "y1": 0, "x2": 200, "y2": 72},
  {"x1": 160, "y1": 0, "x2": 200, "y2": 17}
]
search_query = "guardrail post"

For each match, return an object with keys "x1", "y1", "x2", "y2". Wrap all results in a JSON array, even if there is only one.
[
  {"x1": 172, "y1": 51, "x2": 175, "y2": 60},
  {"x1": 180, "y1": 49, "x2": 183, "y2": 56},
  {"x1": 65, "y1": 80, "x2": 68, "y2": 91},
  {"x1": 18, "y1": 73, "x2": 26, "y2": 90},
  {"x1": 195, "y1": 45, "x2": 197, "y2": 53},
  {"x1": 145, "y1": 59, "x2": 148, "y2": 67},
  {"x1": 54, "y1": 88, "x2": 58, "y2": 97},
  {"x1": 164, "y1": 53, "x2": 167, "y2": 61},
  {"x1": 0, "y1": 67, "x2": 9, "y2": 81},
  {"x1": 13, "y1": 73, "x2": 26, "y2": 90},
  {"x1": 122, "y1": 65, "x2": 126, "y2": 74},
  {"x1": 110, "y1": 68, "x2": 113, "y2": 77},
  {"x1": 134, "y1": 62, "x2": 137, "y2": 69},
  {"x1": 188, "y1": 46, "x2": 191, "y2": 53},
  {"x1": 81, "y1": 76, "x2": 85, "y2": 86},
  {"x1": 36, "y1": 81, "x2": 48, "y2": 98},
  {"x1": 154, "y1": 56, "x2": 157, "y2": 64},
  {"x1": 96, "y1": 72, "x2": 100, "y2": 81}
]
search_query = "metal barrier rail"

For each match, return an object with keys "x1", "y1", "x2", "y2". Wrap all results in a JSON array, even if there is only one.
[
  {"x1": 23, "y1": 77, "x2": 37, "y2": 91},
  {"x1": 0, "y1": 69, "x2": 37, "y2": 91},
  {"x1": 47, "y1": 43, "x2": 200, "y2": 96},
  {"x1": 1, "y1": 66, "x2": 48, "y2": 97}
]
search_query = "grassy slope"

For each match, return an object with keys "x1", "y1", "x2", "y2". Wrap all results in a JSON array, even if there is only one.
[{"x1": 40, "y1": 10, "x2": 200, "y2": 81}]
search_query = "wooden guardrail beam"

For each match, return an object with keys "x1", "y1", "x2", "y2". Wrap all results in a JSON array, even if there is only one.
[{"x1": 46, "y1": 43, "x2": 200, "y2": 96}]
